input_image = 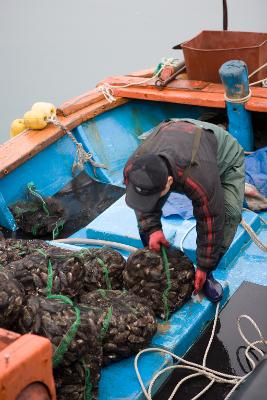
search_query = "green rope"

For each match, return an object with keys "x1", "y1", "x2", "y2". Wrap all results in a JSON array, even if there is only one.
[
  {"x1": 100, "y1": 306, "x2": 113, "y2": 340},
  {"x1": 97, "y1": 289, "x2": 108, "y2": 299},
  {"x1": 52, "y1": 219, "x2": 65, "y2": 240},
  {"x1": 13, "y1": 204, "x2": 39, "y2": 216},
  {"x1": 83, "y1": 361, "x2": 93, "y2": 400},
  {"x1": 27, "y1": 182, "x2": 50, "y2": 216},
  {"x1": 31, "y1": 223, "x2": 40, "y2": 237},
  {"x1": 154, "y1": 62, "x2": 163, "y2": 75},
  {"x1": 46, "y1": 259, "x2": 54, "y2": 296},
  {"x1": 96, "y1": 258, "x2": 111, "y2": 290},
  {"x1": 48, "y1": 294, "x2": 81, "y2": 368},
  {"x1": 161, "y1": 246, "x2": 171, "y2": 321},
  {"x1": 35, "y1": 248, "x2": 47, "y2": 257},
  {"x1": 41, "y1": 255, "x2": 81, "y2": 368}
]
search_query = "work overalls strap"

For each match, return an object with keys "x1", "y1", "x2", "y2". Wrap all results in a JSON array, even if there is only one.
[
  {"x1": 181, "y1": 127, "x2": 202, "y2": 185},
  {"x1": 135, "y1": 119, "x2": 174, "y2": 157}
]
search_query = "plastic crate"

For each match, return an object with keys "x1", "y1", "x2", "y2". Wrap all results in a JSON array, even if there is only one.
[
  {"x1": 174, "y1": 30, "x2": 267, "y2": 83},
  {"x1": 0, "y1": 328, "x2": 56, "y2": 399}
]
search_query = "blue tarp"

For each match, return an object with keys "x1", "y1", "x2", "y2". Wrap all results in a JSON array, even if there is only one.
[
  {"x1": 245, "y1": 147, "x2": 267, "y2": 197},
  {"x1": 162, "y1": 146, "x2": 267, "y2": 219}
]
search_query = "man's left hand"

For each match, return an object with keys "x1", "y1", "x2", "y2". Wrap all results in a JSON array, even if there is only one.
[{"x1": 194, "y1": 268, "x2": 207, "y2": 295}]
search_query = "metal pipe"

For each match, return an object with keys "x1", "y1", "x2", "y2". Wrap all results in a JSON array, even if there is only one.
[{"x1": 223, "y1": 0, "x2": 228, "y2": 30}]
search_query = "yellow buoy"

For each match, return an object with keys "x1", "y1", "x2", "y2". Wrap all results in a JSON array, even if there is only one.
[
  {"x1": 23, "y1": 110, "x2": 47, "y2": 130},
  {"x1": 31, "y1": 102, "x2": 56, "y2": 119},
  {"x1": 9, "y1": 119, "x2": 26, "y2": 137}
]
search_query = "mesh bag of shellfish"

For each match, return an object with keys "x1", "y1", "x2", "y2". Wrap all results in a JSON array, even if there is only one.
[
  {"x1": 79, "y1": 247, "x2": 126, "y2": 295},
  {"x1": 123, "y1": 247, "x2": 195, "y2": 320},
  {"x1": 0, "y1": 273, "x2": 25, "y2": 329},
  {"x1": 0, "y1": 238, "x2": 49, "y2": 268},
  {"x1": 80, "y1": 289, "x2": 157, "y2": 366},
  {"x1": 10, "y1": 196, "x2": 66, "y2": 239},
  {"x1": 54, "y1": 358, "x2": 100, "y2": 400},
  {"x1": 17, "y1": 295, "x2": 103, "y2": 398},
  {"x1": 1, "y1": 246, "x2": 85, "y2": 299}
]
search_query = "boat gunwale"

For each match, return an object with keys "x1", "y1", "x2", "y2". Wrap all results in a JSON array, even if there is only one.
[{"x1": 1, "y1": 69, "x2": 267, "y2": 178}]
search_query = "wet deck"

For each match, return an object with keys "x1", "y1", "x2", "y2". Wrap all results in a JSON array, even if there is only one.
[{"x1": 155, "y1": 281, "x2": 267, "y2": 400}]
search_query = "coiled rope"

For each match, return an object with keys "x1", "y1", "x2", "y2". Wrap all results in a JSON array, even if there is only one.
[
  {"x1": 224, "y1": 89, "x2": 252, "y2": 104},
  {"x1": 97, "y1": 58, "x2": 181, "y2": 103},
  {"x1": 135, "y1": 302, "x2": 267, "y2": 400}
]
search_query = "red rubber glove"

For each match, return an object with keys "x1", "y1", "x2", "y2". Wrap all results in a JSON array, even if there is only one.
[
  {"x1": 149, "y1": 230, "x2": 170, "y2": 252},
  {"x1": 194, "y1": 268, "x2": 207, "y2": 295}
]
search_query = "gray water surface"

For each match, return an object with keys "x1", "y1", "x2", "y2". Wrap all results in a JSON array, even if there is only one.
[{"x1": 1, "y1": 0, "x2": 266, "y2": 143}]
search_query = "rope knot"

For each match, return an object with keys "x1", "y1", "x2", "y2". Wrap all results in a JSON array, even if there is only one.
[{"x1": 97, "y1": 83, "x2": 116, "y2": 103}]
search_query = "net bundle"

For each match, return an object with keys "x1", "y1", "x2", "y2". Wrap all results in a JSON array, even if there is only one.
[
  {"x1": 79, "y1": 247, "x2": 126, "y2": 295},
  {"x1": 54, "y1": 359, "x2": 99, "y2": 400},
  {"x1": 123, "y1": 247, "x2": 195, "y2": 319},
  {"x1": 0, "y1": 273, "x2": 25, "y2": 329},
  {"x1": 17, "y1": 295, "x2": 103, "y2": 398},
  {"x1": 2, "y1": 246, "x2": 85, "y2": 298},
  {"x1": 80, "y1": 290, "x2": 157, "y2": 365},
  {"x1": 0, "y1": 239, "x2": 49, "y2": 268},
  {"x1": 10, "y1": 195, "x2": 66, "y2": 238}
]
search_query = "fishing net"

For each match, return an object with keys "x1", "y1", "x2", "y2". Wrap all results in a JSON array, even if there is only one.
[
  {"x1": 54, "y1": 358, "x2": 100, "y2": 400},
  {"x1": 0, "y1": 239, "x2": 49, "y2": 268},
  {"x1": 123, "y1": 247, "x2": 195, "y2": 320},
  {"x1": 80, "y1": 290, "x2": 157, "y2": 365},
  {"x1": 10, "y1": 184, "x2": 67, "y2": 239},
  {"x1": 79, "y1": 247, "x2": 126, "y2": 295},
  {"x1": 17, "y1": 295, "x2": 103, "y2": 399},
  {"x1": 0, "y1": 273, "x2": 25, "y2": 329},
  {"x1": 2, "y1": 246, "x2": 85, "y2": 298}
]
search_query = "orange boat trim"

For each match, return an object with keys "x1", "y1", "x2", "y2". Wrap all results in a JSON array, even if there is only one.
[{"x1": 1, "y1": 68, "x2": 267, "y2": 177}]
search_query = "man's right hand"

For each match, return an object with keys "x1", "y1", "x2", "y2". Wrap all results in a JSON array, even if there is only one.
[{"x1": 149, "y1": 230, "x2": 170, "y2": 252}]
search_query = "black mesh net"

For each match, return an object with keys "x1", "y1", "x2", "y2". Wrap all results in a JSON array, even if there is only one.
[
  {"x1": 10, "y1": 196, "x2": 66, "y2": 238},
  {"x1": 123, "y1": 247, "x2": 195, "y2": 319},
  {"x1": 80, "y1": 289, "x2": 157, "y2": 365}
]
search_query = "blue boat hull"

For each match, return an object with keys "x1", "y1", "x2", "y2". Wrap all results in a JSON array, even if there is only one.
[{"x1": 0, "y1": 97, "x2": 267, "y2": 399}]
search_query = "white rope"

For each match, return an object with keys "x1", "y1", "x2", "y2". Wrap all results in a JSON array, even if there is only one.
[
  {"x1": 47, "y1": 116, "x2": 107, "y2": 174},
  {"x1": 249, "y1": 78, "x2": 267, "y2": 87},
  {"x1": 180, "y1": 211, "x2": 267, "y2": 255},
  {"x1": 134, "y1": 302, "x2": 267, "y2": 400},
  {"x1": 133, "y1": 211, "x2": 267, "y2": 399},
  {"x1": 248, "y1": 62, "x2": 267, "y2": 87},
  {"x1": 179, "y1": 223, "x2": 196, "y2": 253},
  {"x1": 248, "y1": 62, "x2": 267, "y2": 79},
  {"x1": 224, "y1": 89, "x2": 252, "y2": 104},
  {"x1": 97, "y1": 58, "x2": 179, "y2": 102},
  {"x1": 241, "y1": 218, "x2": 267, "y2": 252}
]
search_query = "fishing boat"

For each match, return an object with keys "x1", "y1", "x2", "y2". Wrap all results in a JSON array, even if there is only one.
[{"x1": 1, "y1": 18, "x2": 267, "y2": 400}]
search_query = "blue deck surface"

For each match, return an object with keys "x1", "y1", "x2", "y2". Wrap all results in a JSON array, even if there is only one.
[{"x1": 61, "y1": 194, "x2": 267, "y2": 400}]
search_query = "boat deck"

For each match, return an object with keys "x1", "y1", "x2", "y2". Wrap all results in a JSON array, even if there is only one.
[
  {"x1": 155, "y1": 281, "x2": 267, "y2": 400},
  {"x1": 58, "y1": 192, "x2": 267, "y2": 399}
]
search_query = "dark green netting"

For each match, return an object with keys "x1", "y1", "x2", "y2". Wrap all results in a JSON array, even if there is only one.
[
  {"x1": 123, "y1": 247, "x2": 195, "y2": 319},
  {"x1": 10, "y1": 182, "x2": 67, "y2": 238},
  {"x1": 80, "y1": 290, "x2": 157, "y2": 365}
]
